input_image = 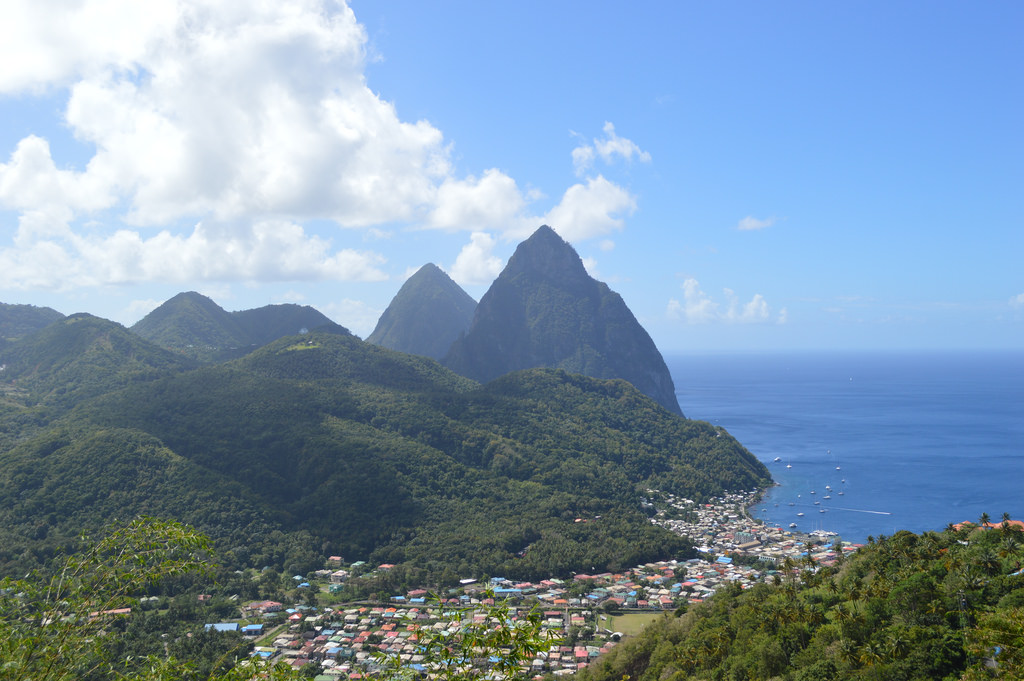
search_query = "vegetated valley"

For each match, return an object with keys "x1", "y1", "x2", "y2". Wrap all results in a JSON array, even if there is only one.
[{"x1": 0, "y1": 312, "x2": 769, "y2": 581}]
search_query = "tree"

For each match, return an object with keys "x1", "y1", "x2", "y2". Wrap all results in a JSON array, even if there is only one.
[
  {"x1": 0, "y1": 517, "x2": 301, "y2": 681},
  {"x1": 376, "y1": 591, "x2": 560, "y2": 681}
]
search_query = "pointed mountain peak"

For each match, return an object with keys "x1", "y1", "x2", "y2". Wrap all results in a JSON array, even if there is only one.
[
  {"x1": 367, "y1": 263, "x2": 476, "y2": 360},
  {"x1": 503, "y1": 225, "x2": 587, "y2": 280},
  {"x1": 444, "y1": 225, "x2": 682, "y2": 415}
]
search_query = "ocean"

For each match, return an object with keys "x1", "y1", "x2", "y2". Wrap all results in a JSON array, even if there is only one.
[{"x1": 668, "y1": 351, "x2": 1024, "y2": 544}]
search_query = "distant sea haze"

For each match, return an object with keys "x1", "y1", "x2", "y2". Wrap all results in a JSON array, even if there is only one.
[{"x1": 669, "y1": 351, "x2": 1024, "y2": 544}]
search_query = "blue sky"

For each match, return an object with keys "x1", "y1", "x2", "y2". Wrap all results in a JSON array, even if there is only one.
[{"x1": 0, "y1": 1, "x2": 1021, "y2": 353}]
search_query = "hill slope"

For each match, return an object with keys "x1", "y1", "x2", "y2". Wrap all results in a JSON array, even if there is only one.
[
  {"x1": 577, "y1": 523, "x2": 1024, "y2": 681},
  {"x1": 367, "y1": 263, "x2": 477, "y2": 360},
  {"x1": 131, "y1": 291, "x2": 250, "y2": 358},
  {"x1": 131, "y1": 292, "x2": 345, "y2": 361},
  {"x1": 233, "y1": 303, "x2": 338, "y2": 346},
  {"x1": 0, "y1": 302, "x2": 65, "y2": 344},
  {"x1": 0, "y1": 324, "x2": 769, "y2": 579},
  {"x1": 444, "y1": 225, "x2": 682, "y2": 414}
]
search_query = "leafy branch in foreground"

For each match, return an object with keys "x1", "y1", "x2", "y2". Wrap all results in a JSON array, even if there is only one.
[
  {"x1": 0, "y1": 517, "x2": 300, "y2": 681},
  {"x1": 375, "y1": 591, "x2": 561, "y2": 681}
]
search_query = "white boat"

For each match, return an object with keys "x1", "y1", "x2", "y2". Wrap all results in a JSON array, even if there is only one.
[
  {"x1": 814, "y1": 501, "x2": 820, "y2": 505},
  {"x1": 810, "y1": 490, "x2": 816, "y2": 494},
  {"x1": 786, "y1": 464, "x2": 792, "y2": 469},
  {"x1": 838, "y1": 491, "x2": 844, "y2": 496},
  {"x1": 797, "y1": 512, "x2": 804, "y2": 517},
  {"x1": 789, "y1": 523, "x2": 798, "y2": 528},
  {"x1": 774, "y1": 457, "x2": 782, "y2": 462},
  {"x1": 788, "y1": 502, "x2": 795, "y2": 506},
  {"x1": 820, "y1": 508, "x2": 828, "y2": 513},
  {"x1": 823, "y1": 495, "x2": 831, "y2": 500},
  {"x1": 825, "y1": 485, "x2": 832, "y2": 491}
]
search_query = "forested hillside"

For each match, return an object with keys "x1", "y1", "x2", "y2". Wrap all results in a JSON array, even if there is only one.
[
  {"x1": 578, "y1": 521, "x2": 1024, "y2": 681},
  {"x1": 0, "y1": 319, "x2": 770, "y2": 581}
]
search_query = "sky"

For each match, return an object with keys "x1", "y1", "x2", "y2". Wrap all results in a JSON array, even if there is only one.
[{"x1": 0, "y1": 1, "x2": 1021, "y2": 353}]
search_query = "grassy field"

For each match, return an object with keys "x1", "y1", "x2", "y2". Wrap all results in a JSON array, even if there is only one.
[{"x1": 606, "y1": 612, "x2": 664, "y2": 637}]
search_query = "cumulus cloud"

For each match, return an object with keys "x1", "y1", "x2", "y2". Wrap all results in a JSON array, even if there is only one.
[
  {"x1": 572, "y1": 122, "x2": 651, "y2": 176},
  {"x1": 428, "y1": 169, "x2": 529, "y2": 232},
  {"x1": 541, "y1": 176, "x2": 637, "y2": 242},
  {"x1": 449, "y1": 232, "x2": 504, "y2": 286},
  {"x1": 1011, "y1": 293, "x2": 1024, "y2": 308},
  {"x1": 667, "y1": 277, "x2": 785, "y2": 324},
  {"x1": 0, "y1": 0, "x2": 648, "y2": 291},
  {"x1": 737, "y1": 215, "x2": 776, "y2": 231},
  {"x1": 0, "y1": 218, "x2": 387, "y2": 291}
]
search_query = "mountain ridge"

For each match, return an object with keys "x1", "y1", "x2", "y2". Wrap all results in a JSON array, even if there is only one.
[
  {"x1": 443, "y1": 225, "x2": 682, "y2": 414},
  {"x1": 366, "y1": 263, "x2": 476, "y2": 360}
]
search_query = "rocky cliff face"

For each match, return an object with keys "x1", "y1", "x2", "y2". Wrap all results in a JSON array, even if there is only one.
[
  {"x1": 443, "y1": 225, "x2": 682, "y2": 415},
  {"x1": 366, "y1": 263, "x2": 477, "y2": 361}
]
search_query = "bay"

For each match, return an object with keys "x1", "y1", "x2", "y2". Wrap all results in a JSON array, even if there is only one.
[{"x1": 668, "y1": 351, "x2": 1024, "y2": 544}]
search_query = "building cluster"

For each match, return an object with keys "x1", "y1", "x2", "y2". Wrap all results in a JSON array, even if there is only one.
[
  {"x1": 224, "y1": 599, "x2": 618, "y2": 677},
  {"x1": 198, "y1": 492, "x2": 864, "y2": 677},
  {"x1": 650, "y1": 490, "x2": 861, "y2": 570}
]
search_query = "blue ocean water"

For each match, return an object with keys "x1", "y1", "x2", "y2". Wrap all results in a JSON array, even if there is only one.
[{"x1": 668, "y1": 352, "x2": 1024, "y2": 544}]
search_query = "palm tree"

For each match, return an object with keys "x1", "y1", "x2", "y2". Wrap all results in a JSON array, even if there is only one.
[{"x1": 979, "y1": 512, "x2": 991, "y2": 528}]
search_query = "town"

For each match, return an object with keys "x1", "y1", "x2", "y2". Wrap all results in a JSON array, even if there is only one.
[{"x1": 196, "y1": 490, "x2": 861, "y2": 678}]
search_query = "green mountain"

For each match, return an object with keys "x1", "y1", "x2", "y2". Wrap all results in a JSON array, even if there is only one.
[
  {"x1": 0, "y1": 313, "x2": 195, "y2": 410},
  {"x1": 0, "y1": 319, "x2": 770, "y2": 579},
  {"x1": 131, "y1": 291, "x2": 251, "y2": 358},
  {"x1": 444, "y1": 225, "x2": 683, "y2": 415},
  {"x1": 577, "y1": 523, "x2": 1024, "y2": 681},
  {"x1": 130, "y1": 292, "x2": 343, "y2": 361},
  {"x1": 233, "y1": 303, "x2": 338, "y2": 345},
  {"x1": 0, "y1": 302, "x2": 65, "y2": 347},
  {"x1": 366, "y1": 263, "x2": 477, "y2": 360}
]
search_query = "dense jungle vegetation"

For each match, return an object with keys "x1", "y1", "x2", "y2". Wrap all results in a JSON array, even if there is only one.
[
  {"x1": 578, "y1": 520, "x2": 1024, "y2": 681},
  {"x1": 0, "y1": 315, "x2": 770, "y2": 582}
]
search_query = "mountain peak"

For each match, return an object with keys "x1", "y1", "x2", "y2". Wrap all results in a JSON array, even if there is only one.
[
  {"x1": 443, "y1": 226, "x2": 682, "y2": 415},
  {"x1": 367, "y1": 263, "x2": 476, "y2": 360}
]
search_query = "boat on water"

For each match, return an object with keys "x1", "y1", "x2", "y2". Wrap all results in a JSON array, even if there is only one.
[
  {"x1": 810, "y1": 490, "x2": 816, "y2": 494},
  {"x1": 789, "y1": 522, "x2": 798, "y2": 528},
  {"x1": 820, "y1": 508, "x2": 828, "y2": 513},
  {"x1": 786, "y1": 464, "x2": 792, "y2": 469},
  {"x1": 838, "y1": 491, "x2": 844, "y2": 495},
  {"x1": 814, "y1": 500, "x2": 820, "y2": 505},
  {"x1": 825, "y1": 485, "x2": 832, "y2": 491},
  {"x1": 774, "y1": 457, "x2": 782, "y2": 462},
  {"x1": 797, "y1": 512, "x2": 805, "y2": 517},
  {"x1": 823, "y1": 495, "x2": 831, "y2": 500},
  {"x1": 788, "y1": 502, "x2": 795, "y2": 506}
]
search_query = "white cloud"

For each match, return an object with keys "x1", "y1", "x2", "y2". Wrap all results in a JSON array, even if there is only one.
[
  {"x1": 542, "y1": 176, "x2": 637, "y2": 242},
  {"x1": 572, "y1": 122, "x2": 651, "y2": 176},
  {"x1": 0, "y1": 1, "x2": 649, "y2": 292},
  {"x1": 737, "y1": 215, "x2": 776, "y2": 231},
  {"x1": 2, "y1": 0, "x2": 448, "y2": 229},
  {"x1": 428, "y1": 169, "x2": 529, "y2": 232},
  {"x1": 1011, "y1": 293, "x2": 1024, "y2": 308},
  {"x1": 667, "y1": 277, "x2": 784, "y2": 324},
  {"x1": 449, "y1": 232, "x2": 504, "y2": 286},
  {"x1": 0, "y1": 218, "x2": 387, "y2": 291}
]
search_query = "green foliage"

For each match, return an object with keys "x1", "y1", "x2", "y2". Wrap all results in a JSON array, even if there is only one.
[
  {"x1": 577, "y1": 522, "x2": 1024, "y2": 681},
  {"x1": 367, "y1": 263, "x2": 477, "y2": 361},
  {"x1": 0, "y1": 302, "x2": 64, "y2": 342},
  {"x1": 376, "y1": 591, "x2": 560, "y2": 681},
  {"x1": 0, "y1": 325, "x2": 768, "y2": 580}
]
